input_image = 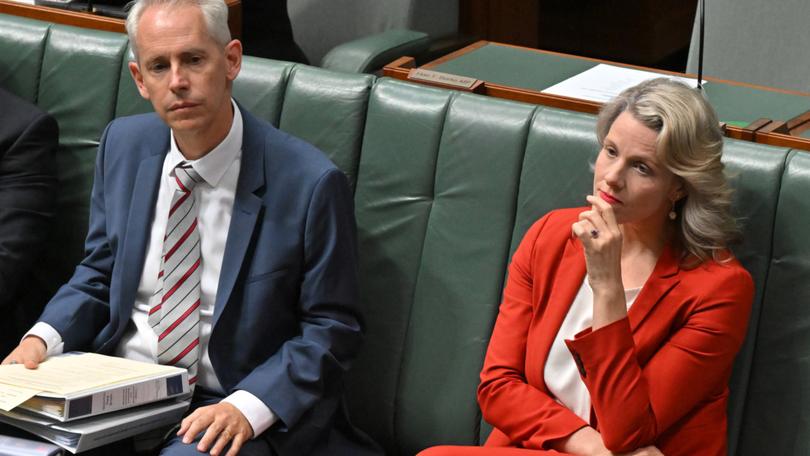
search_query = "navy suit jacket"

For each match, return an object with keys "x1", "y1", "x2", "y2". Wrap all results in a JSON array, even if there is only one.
[{"x1": 38, "y1": 105, "x2": 380, "y2": 455}]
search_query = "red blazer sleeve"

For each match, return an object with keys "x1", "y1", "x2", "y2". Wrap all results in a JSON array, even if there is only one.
[
  {"x1": 478, "y1": 214, "x2": 588, "y2": 450},
  {"x1": 564, "y1": 264, "x2": 754, "y2": 453}
]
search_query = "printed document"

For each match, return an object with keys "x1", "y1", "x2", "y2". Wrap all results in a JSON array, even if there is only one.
[{"x1": 542, "y1": 64, "x2": 704, "y2": 103}]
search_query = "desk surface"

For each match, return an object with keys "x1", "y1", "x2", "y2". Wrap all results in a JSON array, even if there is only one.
[
  {"x1": 385, "y1": 41, "x2": 810, "y2": 151},
  {"x1": 426, "y1": 42, "x2": 810, "y2": 127}
]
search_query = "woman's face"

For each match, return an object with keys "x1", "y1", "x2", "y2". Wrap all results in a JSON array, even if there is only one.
[{"x1": 593, "y1": 111, "x2": 682, "y2": 226}]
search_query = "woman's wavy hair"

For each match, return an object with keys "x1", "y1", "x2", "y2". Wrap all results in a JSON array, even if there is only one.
[
  {"x1": 596, "y1": 78, "x2": 739, "y2": 264},
  {"x1": 125, "y1": 0, "x2": 231, "y2": 62}
]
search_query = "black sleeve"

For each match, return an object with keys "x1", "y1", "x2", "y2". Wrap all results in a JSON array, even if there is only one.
[{"x1": 0, "y1": 109, "x2": 58, "y2": 309}]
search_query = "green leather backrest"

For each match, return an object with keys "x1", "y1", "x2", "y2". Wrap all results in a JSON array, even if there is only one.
[
  {"x1": 232, "y1": 56, "x2": 294, "y2": 126},
  {"x1": 278, "y1": 65, "x2": 374, "y2": 191},
  {"x1": 350, "y1": 79, "x2": 535, "y2": 455},
  {"x1": 719, "y1": 142, "x2": 789, "y2": 456},
  {"x1": 0, "y1": 15, "x2": 49, "y2": 103},
  {"x1": 115, "y1": 44, "x2": 152, "y2": 118},
  {"x1": 737, "y1": 149, "x2": 810, "y2": 455}
]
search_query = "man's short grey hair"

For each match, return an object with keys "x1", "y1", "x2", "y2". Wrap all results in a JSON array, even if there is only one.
[{"x1": 126, "y1": 0, "x2": 231, "y2": 61}]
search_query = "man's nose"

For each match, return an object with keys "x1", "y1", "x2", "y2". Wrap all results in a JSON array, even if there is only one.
[{"x1": 169, "y1": 66, "x2": 189, "y2": 92}]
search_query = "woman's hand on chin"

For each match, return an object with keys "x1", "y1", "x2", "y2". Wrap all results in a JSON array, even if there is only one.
[{"x1": 572, "y1": 194, "x2": 623, "y2": 292}]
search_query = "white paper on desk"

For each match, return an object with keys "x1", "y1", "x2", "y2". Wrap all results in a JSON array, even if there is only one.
[{"x1": 542, "y1": 64, "x2": 705, "y2": 103}]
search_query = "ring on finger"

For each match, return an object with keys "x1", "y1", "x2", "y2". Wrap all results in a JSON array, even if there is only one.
[{"x1": 590, "y1": 229, "x2": 599, "y2": 239}]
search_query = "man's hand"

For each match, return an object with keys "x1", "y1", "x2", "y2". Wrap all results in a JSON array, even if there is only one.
[
  {"x1": 177, "y1": 401, "x2": 254, "y2": 456},
  {"x1": 2, "y1": 336, "x2": 47, "y2": 369}
]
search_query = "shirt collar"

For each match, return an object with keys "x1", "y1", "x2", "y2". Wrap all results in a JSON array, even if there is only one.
[{"x1": 167, "y1": 98, "x2": 243, "y2": 187}]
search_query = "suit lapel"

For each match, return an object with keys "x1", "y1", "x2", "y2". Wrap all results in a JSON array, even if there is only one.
[
  {"x1": 529, "y1": 235, "x2": 586, "y2": 387},
  {"x1": 627, "y1": 243, "x2": 681, "y2": 331},
  {"x1": 213, "y1": 107, "x2": 265, "y2": 326},
  {"x1": 107, "y1": 134, "x2": 168, "y2": 346}
]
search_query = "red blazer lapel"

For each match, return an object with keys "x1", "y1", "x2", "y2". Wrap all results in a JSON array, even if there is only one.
[
  {"x1": 627, "y1": 243, "x2": 681, "y2": 331},
  {"x1": 528, "y1": 235, "x2": 587, "y2": 388}
]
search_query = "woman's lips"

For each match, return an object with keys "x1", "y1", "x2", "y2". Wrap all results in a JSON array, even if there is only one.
[{"x1": 598, "y1": 190, "x2": 622, "y2": 205}]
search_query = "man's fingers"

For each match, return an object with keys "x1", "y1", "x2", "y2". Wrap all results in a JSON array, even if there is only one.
[
  {"x1": 197, "y1": 423, "x2": 224, "y2": 452},
  {"x1": 225, "y1": 434, "x2": 246, "y2": 456},
  {"x1": 209, "y1": 428, "x2": 234, "y2": 456},
  {"x1": 182, "y1": 414, "x2": 210, "y2": 445},
  {"x1": 177, "y1": 415, "x2": 191, "y2": 436}
]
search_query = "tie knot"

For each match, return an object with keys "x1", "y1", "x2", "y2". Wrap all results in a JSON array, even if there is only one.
[{"x1": 172, "y1": 162, "x2": 202, "y2": 193}]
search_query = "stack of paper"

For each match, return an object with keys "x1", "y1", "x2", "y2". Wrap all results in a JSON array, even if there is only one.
[{"x1": 0, "y1": 353, "x2": 192, "y2": 453}]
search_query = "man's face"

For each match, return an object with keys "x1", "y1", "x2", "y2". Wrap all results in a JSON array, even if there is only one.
[{"x1": 129, "y1": 4, "x2": 241, "y2": 138}]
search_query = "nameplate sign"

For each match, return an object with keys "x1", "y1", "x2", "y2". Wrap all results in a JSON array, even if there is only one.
[{"x1": 408, "y1": 69, "x2": 481, "y2": 91}]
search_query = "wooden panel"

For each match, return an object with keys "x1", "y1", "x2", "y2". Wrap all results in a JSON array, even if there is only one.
[
  {"x1": 0, "y1": 0, "x2": 241, "y2": 37},
  {"x1": 459, "y1": 0, "x2": 697, "y2": 70}
]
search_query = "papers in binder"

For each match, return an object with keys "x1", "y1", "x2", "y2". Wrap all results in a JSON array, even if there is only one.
[{"x1": 0, "y1": 353, "x2": 189, "y2": 421}]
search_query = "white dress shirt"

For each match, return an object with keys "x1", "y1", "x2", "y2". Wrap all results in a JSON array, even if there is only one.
[
  {"x1": 544, "y1": 278, "x2": 641, "y2": 422},
  {"x1": 27, "y1": 100, "x2": 277, "y2": 437}
]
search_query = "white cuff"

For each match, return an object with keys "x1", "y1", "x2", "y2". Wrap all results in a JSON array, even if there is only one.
[
  {"x1": 222, "y1": 390, "x2": 277, "y2": 437},
  {"x1": 24, "y1": 322, "x2": 64, "y2": 357}
]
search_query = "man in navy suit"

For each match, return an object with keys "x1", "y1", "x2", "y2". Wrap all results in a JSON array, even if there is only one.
[{"x1": 2, "y1": 1, "x2": 379, "y2": 455}]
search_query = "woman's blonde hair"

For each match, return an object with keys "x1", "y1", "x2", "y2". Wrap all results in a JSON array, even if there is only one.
[{"x1": 596, "y1": 78, "x2": 738, "y2": 264}]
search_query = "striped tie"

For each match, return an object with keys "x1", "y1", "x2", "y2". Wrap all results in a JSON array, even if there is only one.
[{"x1": 148, "y1": 161, "x2": 203, "y2": 387}]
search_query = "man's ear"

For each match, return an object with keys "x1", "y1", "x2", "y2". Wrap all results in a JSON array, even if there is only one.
[
  {"x1": 128, "y1": 61, "x2": 150, "y2": 100},
  {"x1": 224, "y1": 39, "x2": 242, "y2": 82}
]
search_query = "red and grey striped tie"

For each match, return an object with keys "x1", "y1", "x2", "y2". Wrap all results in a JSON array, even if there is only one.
[{"x1": 148, "y1": 161, "x2": 203, "y2": 387}]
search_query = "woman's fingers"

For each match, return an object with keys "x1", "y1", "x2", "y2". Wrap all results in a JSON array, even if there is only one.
[{"x1": 586, "y1": 194, "x2": 619, "y2": 232}]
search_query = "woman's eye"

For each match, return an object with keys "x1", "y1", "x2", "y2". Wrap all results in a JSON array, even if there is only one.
[
  {"x1": 604, "y1": 147, "x2": 617, "y2": 157},
  {"x1": 634, "y1": 162, "x2": 651, "y2": 175}
]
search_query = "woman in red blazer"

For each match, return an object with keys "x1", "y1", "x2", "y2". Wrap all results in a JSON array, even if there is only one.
[{"x1": 420, "y1": 78, "x2": 753, "y2": 456}]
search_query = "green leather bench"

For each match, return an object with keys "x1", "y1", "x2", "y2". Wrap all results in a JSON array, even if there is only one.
[{"x1": 1, "y1": 13, "x2": 807, "y2": 456}]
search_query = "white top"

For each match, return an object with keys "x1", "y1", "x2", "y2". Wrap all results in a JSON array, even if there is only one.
[
  {"x1": 27, "y1": 100, "x2": 277, "y2": 436},
  {"x1": 544, "y1": 278, "x2": 641, "y2": 422}
]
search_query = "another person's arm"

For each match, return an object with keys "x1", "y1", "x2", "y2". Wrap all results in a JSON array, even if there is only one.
[
  {"x1": 0, "y1": 109, "x2": 57, "y2": 309},
  {"x1": 2, "y1": 122, "x2": 120, "y2": 366}
]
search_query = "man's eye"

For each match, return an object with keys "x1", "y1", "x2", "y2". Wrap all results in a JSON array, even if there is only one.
[{"x1": 150, "y1": 63, "x2": 168, "y2": 72}]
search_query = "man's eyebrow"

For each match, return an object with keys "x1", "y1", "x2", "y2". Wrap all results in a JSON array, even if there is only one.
[{"x1": 181, "y1": 48, "x2": 210, "y2": 56}]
